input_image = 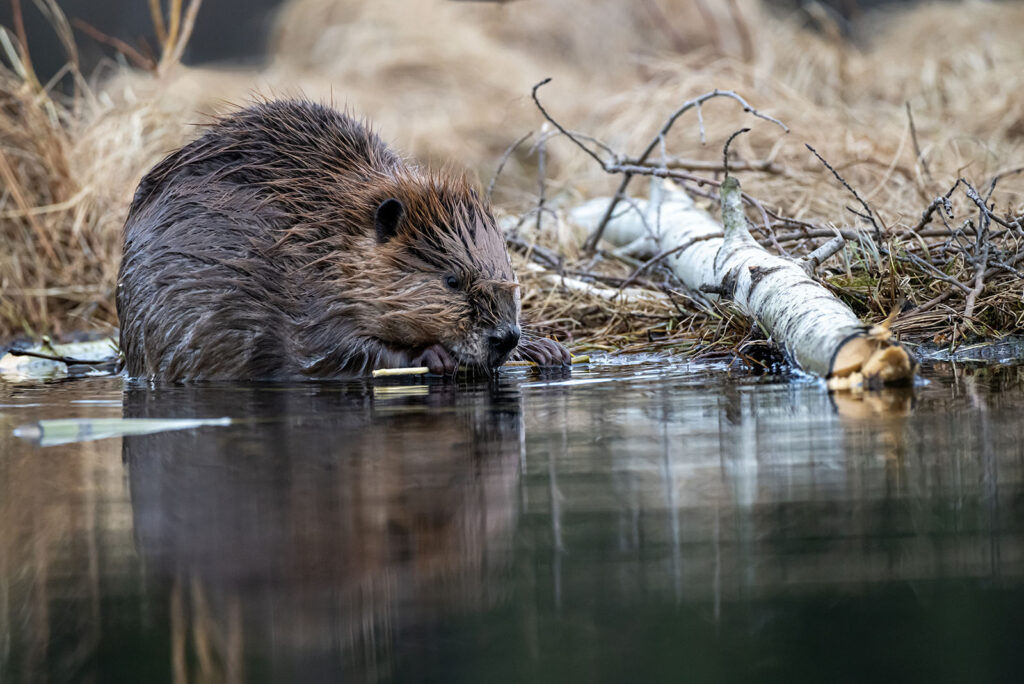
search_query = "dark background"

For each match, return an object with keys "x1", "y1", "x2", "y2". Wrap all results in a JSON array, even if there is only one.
[
  {"x1": 0, "y1": 0, "x2": 285, "y2": 81},
  {"x1": 0, "y1": 1, "x2": 974, "y2": 86}
]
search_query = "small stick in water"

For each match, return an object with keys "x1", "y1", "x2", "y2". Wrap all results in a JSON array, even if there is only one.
[
  {"x1": 6, "y1": 348, "x2": 113, "y2": 365},
  {"x1": 371, "y1": 366, "x2": 430, "y2": 378},
  {"x1": 372, "y1": 355, "x2": 589, "y2": 377},
  {"x1": 503, "y1": 355, "x2": 590, "y2": 368}
]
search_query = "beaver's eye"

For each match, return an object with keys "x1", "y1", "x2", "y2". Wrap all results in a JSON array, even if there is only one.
[{"x1": 444, "y1": 274, "x2": 460, "y2": 290}]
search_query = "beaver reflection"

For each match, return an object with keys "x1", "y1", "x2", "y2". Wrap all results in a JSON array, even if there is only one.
[{"x1": 122, "y1": 382, "x2": 522, "y2": 680}]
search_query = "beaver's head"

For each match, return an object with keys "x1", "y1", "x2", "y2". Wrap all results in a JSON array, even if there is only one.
[{"x1": 354, "y1": 173, "x2": 521, "y2": 371}]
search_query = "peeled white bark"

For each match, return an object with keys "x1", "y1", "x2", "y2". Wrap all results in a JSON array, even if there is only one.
[
  {"x1": 522, "y1": 262, "x2": 669, "y2": 305},
  {"x1": 571, "y1": 179, "x2": 915, "y2": 385}
]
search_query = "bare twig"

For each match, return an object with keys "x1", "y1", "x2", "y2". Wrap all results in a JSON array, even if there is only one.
[
  {"x1": 606, "y1": 163, "x2": 716, "y2": 184},
  {"x1": 602, "y1": 162, "x2": 780, "y2": 251},
  {"x1": 963, "y1": 242, "x2": 989, "y2": 319},
  {"x1": 617, "y1": 195, "x2": 660, "y2": 243},
  {"x1": 7, "y1": 348, "x2": 113, "y2": 365},
  {"x1": 530, "y1": 78, "x2": 606, "y2": 167},
  {"x1": 486, "y1": 130, "x2": 533, "y2": 201},
  {"x1": 535, "y1": 124, "x2": 549, "y2": 236},
  {"x1": 371, "y1": 366, "x2": 428, "y2": 378},
  {"x1": 905, "y1": 101, "x2": 932, "y2": 182},
  {"x1": 902, "y1": 252, "x2": 972, "y2": 293},
  {"x1": 722, "y1": 127, "x2": 750, "y2": 178},
  {"x1": 762, "y1": 210, "x2": 828, "y2": 235},
  {"x1": 507, "y1": 234, "x2": 562, "y2": 271},
  {"x1": 774, "y1": 227, "x2": 866, "y2": 243},
  {"x1": 530, "y1": 81, "x2": 788, "y2": 254},
  {"x1": 806, "y1": 144, "x2": 883, "y2": 237},
  {"x1": 961, "y1": 177, "x2": 1017, "y2": 231},
  {"x1": 801, "y1": 233, "x2": 847, "y2": 275},
  {"x1": 913, "y1": 180, "x2": 960, "y2": 232},
  {"x1": 909, "y1": 288, "x2": 956, "y2": 315},
  {"x1": 985, "y1": 166, "x2": 1024, "y2": 202},
  {"x1": 583, "y1": 89, "x2": 786, "y2": 251},
  {"x1": 624, "y1": 156, "x2": 784, "y2": 174},
  {"x1": 990, "y1": 259, "x2": 1024, "y2": 279},
  {"x1": 72, "y1": 19, "x2": 157, "y2": 71},
  {"x1": 618, "y1": 234, "x2": 723, "y2": 291}
]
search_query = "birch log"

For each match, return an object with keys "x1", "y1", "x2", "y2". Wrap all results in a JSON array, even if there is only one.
[{"x1": 571, "y1": 179, "x2": 916, "y2": 387}]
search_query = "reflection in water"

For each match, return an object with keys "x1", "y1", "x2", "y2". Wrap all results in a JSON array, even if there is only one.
[
  {"x1": 124, "y1": 382, "x2": 523, "y2": 682},
  {"x1": 1, "y1": 360, "x2": 1024, "y2": 682}
]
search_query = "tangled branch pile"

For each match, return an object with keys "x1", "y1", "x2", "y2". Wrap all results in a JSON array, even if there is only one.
[{"x1": 1, "y1": 0, "x2": 1021, "y2": 359}]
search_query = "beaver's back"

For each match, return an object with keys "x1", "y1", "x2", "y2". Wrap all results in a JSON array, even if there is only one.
[{"x1": 117, "y1": 101, "x2": 402, "y2": 381}]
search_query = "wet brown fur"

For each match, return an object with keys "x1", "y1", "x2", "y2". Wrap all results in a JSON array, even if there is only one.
[{"x1": 117, "y1": 99, "x2": 559, "y2": 381}]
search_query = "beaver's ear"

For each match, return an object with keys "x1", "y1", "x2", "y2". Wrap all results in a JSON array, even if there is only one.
[{"x1": 374, "y1": 198, "x2": 405, "y2": 243}]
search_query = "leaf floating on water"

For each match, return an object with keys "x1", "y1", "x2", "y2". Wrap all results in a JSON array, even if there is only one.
[{"x1": 13, "y1": 417, "x2": 232, "y2": 447}]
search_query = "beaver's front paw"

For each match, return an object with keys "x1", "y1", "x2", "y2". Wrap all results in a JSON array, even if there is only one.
[
  {"x1": 515, "y1": 337, "x2": 572, "y2": 367},
  {"x1": 410, "y1": 344, "x2": 457, "y2": 375}
]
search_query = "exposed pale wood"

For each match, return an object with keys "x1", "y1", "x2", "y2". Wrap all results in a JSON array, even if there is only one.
[
  {"x1": 572, "y1": 179, "x2": 916, "y2": 385},
  {"x1": 372, "y1": 356, "x2": 590, "y2": 376},
  {"x1": 370, "y1": 366, "x2": 429, "y2": 378}
]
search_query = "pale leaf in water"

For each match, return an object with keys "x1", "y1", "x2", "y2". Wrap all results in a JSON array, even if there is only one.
[{"x1": 13, "y1": 417, "x2": 232, "y2": 447}]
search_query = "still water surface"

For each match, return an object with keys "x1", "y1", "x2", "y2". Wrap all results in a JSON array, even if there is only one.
[{"x1": 2, "y1": 357, "x2": 1024, "y2": 683}]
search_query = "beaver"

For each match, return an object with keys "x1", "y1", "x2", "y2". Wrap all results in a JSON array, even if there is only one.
[{"x1": 116, "y1": 100, "x2": 570, "y2": 381}]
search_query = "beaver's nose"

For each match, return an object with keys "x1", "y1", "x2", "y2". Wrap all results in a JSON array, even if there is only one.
[{"x1": 487, "y1": 324, "x2": 521, "y2": 366}]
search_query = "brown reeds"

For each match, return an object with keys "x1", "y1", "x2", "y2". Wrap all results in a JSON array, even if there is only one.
[
  {"x1": 500, "y1": 0, "x2": 1024, "y2": 353},
  {"x1": 0, "y1": 0, "x2": 201, "y2": 338},
  {"x1": 0, "y1": 54, "x2": 86, "y2": 336},
  {"x1": 0, "y1": 0, "x2": 1020, "y2": 355}
]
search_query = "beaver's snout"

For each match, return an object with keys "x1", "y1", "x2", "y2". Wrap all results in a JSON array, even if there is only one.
[{"x1": 487, "y1": 323, "x2": 521, "y2": 368}]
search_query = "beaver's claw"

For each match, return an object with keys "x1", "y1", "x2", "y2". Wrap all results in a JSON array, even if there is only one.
[
  {"x1": 411, "y1": 344, "x2": 457, "y2": 375},
  {"x1": 514, "y1": 337, "x2": 572, "y2": 367}
]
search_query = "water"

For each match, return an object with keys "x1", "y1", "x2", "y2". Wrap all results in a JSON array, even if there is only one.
[{"x1": 2, "y1": 357, "x2": 1024, "y2": 683}]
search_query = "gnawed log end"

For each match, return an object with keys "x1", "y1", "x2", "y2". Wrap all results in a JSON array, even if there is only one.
[
  {"x1": 826, "y1": 333, "x2": 917, "y2": 392},
  {"x1": 570, "y1": 174, "x2": 921, "y2": 390}
]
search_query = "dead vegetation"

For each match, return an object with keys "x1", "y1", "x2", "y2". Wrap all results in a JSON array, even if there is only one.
[
  {"x1": 0, "y1": 0, "x2": 1021, "y2": 359},
  {"x1": 0, "y1": 0, "x2": 201, "y2": 339}
]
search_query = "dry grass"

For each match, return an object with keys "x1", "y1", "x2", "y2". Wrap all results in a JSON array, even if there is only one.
[
  {"x1": 0, "y1": 0, "x2": 1021, "y2": 355},
  {"x1": 0, "y1": 0, "x2": 200, "y2": 338}
]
